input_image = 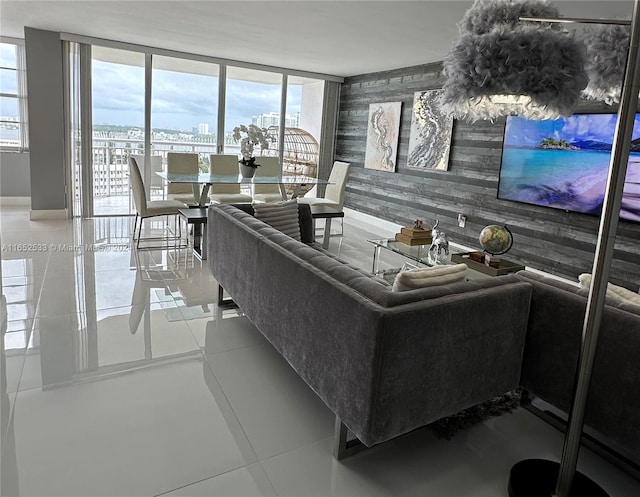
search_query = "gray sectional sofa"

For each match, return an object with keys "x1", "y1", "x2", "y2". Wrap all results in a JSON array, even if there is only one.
[
  {"x1": 515, "y1": 270, "x2": 640, "y2": 469},
  {"x1": 207, "y1": 203, "x2": 532, "y2": 452}
]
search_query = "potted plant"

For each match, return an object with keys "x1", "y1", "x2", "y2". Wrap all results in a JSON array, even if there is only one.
[{"x1": 232, "y1": 124, "x2": 272, "y2": 178}]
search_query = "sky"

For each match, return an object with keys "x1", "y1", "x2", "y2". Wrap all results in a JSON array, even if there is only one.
[
  {"x1": 90, "y1": 60, "x2": 302, "y2": 132},
  {"x1": 504, "y1": 114, "x2": 640, "y2": 148}
]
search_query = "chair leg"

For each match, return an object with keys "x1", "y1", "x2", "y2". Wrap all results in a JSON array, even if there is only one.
[
  {"x1": 133, "y1": 213, "x2": 187, "y2": 251},
  {"x1": 132, "y1": 214, "x2": 139, "y2": 240},
  {"x1": 136, "y1": 217, "x2": 143, "y2": 249}
]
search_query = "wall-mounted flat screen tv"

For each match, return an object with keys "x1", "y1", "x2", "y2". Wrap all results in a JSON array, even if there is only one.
[{"x1": 498, "y1": 113, "x2": 640, "y2": 223}]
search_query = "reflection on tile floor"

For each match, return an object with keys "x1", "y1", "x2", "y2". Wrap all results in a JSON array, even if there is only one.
[{"x1": 1, "y1": 204, "x2": 639, "y2": 496}]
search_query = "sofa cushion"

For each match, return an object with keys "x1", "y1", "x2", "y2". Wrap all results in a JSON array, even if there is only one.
[
  {"x1": 228, "y1": 202, "x2": 314, "y2": 243},
  {"x1": 392, "y1": 264, "x2": 467, "y2": 291},
  {"x1": 578, "y1": 273, "x2": 640, "y2": 307},
  {"x1": 253, "y1": 199, "x2": 301, "y2": 241}
]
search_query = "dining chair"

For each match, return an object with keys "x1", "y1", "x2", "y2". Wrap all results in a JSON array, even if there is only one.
[
  {"x1": 208, "y1": 154, "x2": 253, "y2": 204},
  {"x1": 129, "y1": 156, "x2": 187, "y2": 249},
  {"x1": 252, "y1": 156, "x2": 285, "y2": 203},
  {"x1": 297, "y1": 160, "x2": 350, "y2": 234},
  {"x1": 167, "y1": 152, "x2": 199, "y2": 205},
  {"x1": 131, "y1": 154, "x2": 164, "y2": 199}
]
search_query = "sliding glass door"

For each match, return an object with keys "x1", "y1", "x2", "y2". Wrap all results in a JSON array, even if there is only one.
[
  {"x1": 91, "y1": 46, "x2": 145, "y2": 216},
  {"x1": 224, "y1": 66, "x2": 282, "y2": 158},
  {"x1": 151, "y1": 55, "x2": 219, "y2": 177}
]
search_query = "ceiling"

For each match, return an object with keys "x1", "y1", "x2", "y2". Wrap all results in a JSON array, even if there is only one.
[{"x1": 0, "y1": 0, "x2": 636, "y2": 78}]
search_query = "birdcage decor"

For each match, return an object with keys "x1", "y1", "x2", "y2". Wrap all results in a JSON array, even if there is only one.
[{"x1": 265, "y1": 127, "x2": 319, "y2": 196}]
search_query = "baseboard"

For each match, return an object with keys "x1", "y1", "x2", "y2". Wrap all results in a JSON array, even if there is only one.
[
  {"x1": 29, "y1": 209, "x2": 67, "y2": 220},
  {"x1": 344, "y1": 207, "x2": 478, "y2": 252},
  {"x1": 344, "y1": 207, "x2": 399, "y2": 237},
  {"x1": 0, "y1": 196, "x2": 30, "y2": 206}
]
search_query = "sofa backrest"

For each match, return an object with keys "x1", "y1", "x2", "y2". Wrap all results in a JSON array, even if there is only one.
[
  {"x1": 516, "y1": 270, "x2": 640, "y2": 316},
  {"x1": 515, "y1": 269, "x2": 640, "y2": 456},
  {"x1": 211, "y1": 204, "x2": 528, "y2": 309}
]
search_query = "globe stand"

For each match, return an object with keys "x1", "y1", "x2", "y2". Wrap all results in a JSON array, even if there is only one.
[
  {"x1": 478, "y1": 224, "x2": 513, "y2": 266},
  {"x1": 483, "y1": 252, "x2": 502, "y2": 267}
]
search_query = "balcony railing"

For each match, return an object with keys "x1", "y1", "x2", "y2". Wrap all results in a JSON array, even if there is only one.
[{"x1": 89, "y1": 137, "x2": 227, "y2": 198}]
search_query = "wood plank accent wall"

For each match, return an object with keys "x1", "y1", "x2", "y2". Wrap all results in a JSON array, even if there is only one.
[{"x1": 335, "y1": 62, "x2": 640, "y2": 289}]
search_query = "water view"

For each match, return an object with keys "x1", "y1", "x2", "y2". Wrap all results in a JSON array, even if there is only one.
[
  {"x1": 499, "y1": 114, "x2": 640, "y2": 223},
  {"x1": 499, "y1": 147, "x2": 640, "y2": 222}
]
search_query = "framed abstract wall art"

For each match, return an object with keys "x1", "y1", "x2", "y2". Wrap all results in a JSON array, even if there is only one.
[
  {"x1": 364, "y1": 101, "x2": 402, "y2": 172},
  {"x1": 407, "y1": 90, "x2": 454, "y2": 171}
]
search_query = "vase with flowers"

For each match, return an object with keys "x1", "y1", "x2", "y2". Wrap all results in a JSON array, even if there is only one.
[{"x1": 233, "y1": 124, "x2": 271, "y2": 178}]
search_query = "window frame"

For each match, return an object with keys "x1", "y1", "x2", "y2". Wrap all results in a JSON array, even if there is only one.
[{"x1": 0, "y1": 37, "x2": 28, "y2": 152}]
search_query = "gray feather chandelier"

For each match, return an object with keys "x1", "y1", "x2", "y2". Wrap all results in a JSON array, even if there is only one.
[
  {"x1": 581, "y1": 24, "x2": 629, "y2": 105},
  {"x1": 440, "y1": 0, "x2": 588, "y2": 122}
]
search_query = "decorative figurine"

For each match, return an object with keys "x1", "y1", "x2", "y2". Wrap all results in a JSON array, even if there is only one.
[
  {"x1": 428, "y1": 219, "x2": 450, "y2": 264},
  {"x1": 412, "y1": 219, "x2": 424, "y2": 230}
]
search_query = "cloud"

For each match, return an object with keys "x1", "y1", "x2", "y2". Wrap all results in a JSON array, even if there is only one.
[{"x1": 91, "y1": 61, "x2": 302, "y2": 132}]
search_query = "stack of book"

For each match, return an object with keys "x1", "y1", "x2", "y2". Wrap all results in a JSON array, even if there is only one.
[{"x1": 395, "y1": 226, "x2": 433, "y2": 246}]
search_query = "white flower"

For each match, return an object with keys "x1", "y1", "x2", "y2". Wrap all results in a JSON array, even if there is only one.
[{"x1": 232, "y1": 124, "x2": 271, "y2": 159}]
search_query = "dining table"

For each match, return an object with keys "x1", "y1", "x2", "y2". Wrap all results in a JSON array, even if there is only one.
[{"x1": 156, "y1": 172, "x2": 330, "y2": 207}]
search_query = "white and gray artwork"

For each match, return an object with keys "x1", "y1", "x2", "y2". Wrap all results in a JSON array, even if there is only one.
[
  {"x1": 364, "y1": 102, "x2": 402, "y2": 172},
  {"x1": 407, "y1": 90, "x2": 454, "y2": 171}
]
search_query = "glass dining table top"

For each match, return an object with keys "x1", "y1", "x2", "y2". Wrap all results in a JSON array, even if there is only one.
[
  {"x1": 156, "y1": 172, "x2": 329, "y2": 206},
  {"x1": 156, "y1": 172, "x2": 328, "y2": 186}
]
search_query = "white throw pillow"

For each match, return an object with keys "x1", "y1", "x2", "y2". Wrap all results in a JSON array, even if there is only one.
[
  {"x1": 253, "y1": 199, "x2": 301, "y2": 241},
  {"x1": 392, "y1": 263, "x2": 467, "y2": 292},
  {"x1": 578, "y1": 273, "x2": 640, "y2": 306}
]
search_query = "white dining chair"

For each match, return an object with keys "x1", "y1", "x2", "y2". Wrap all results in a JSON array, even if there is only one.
[
  {"x1": 131, "y1": 154, "x2": 164, "y2": 199},
  {"x1": 209, "y1": 154, "x2": 253, "y2": 204},
  {"x1": 129, "y1": 156, "x2": 187, "y2": 249},
  {"x1": 167, "y1": 152, "x2": 199, "y2": 205},
  {"x1": 298, "y1": 160, "x2": 350, "y2": 234},
  {"x1": 252, "y1": 156, "x2": 285, "y2": 203}
]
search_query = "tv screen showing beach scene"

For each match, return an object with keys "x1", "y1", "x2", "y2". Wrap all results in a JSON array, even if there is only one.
[{"x1": 498, "y1": 113, "x2": 640, "y2": 223}]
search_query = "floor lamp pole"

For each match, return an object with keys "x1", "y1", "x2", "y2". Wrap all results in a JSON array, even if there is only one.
[
  {"x1": 509, "y1": 1, "x2": 640, "y2": 496},
  {"x1": 555, "y1": 0, "x2": 640, "y2": 493}
]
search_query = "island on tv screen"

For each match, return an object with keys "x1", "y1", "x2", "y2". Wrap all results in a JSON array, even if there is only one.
[{"x1": 498, "y1": 113, "x2": 640, "y2": 223}]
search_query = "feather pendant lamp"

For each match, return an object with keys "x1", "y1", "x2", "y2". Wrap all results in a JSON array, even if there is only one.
[
  {"x1": 440, "y1": 0, "x2": 588, "y2": 122},
  {"x1": 582, "y1": 24, "x2": 630, "y2": 104}
]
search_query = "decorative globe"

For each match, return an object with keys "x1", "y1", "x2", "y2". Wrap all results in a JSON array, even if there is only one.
[{"x1": 479, "y1": 225, "x2": 513, "y2": 255}]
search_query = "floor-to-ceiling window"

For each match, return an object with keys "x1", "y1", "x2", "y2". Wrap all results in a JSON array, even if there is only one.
[
  {"x1": 151, "y1": 56, "x2": 219, "y2": 174},
  {"x1": 63, "y1": 35, "x2": 341, "y2": 217},
  {"x1": 91, "y1": 47, "x2": 145, "y2": 216},
  {"x1": 224, "y1": 66, "x2": 282, "y2": 158}
]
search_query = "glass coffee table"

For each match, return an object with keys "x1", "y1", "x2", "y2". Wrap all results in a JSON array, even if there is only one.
[
  {"x1": 367, "y1": 238, "x2": 451, "y2": 273},
  {"x1": 366, "y1": 238, "x2": 491, "y2": 282},
  {"x1": 368, "y1": 239, "x2": 519, "y2": 281}
]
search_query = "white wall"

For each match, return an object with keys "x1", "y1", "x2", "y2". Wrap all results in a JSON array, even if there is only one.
[{"x1": 0, "y1": 152, "x2": 30, "y2": 197}]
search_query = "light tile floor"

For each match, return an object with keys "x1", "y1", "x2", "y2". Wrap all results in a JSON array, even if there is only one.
[{"x1": 1, "y1": 204, "x2": 638, "y2": 496}]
